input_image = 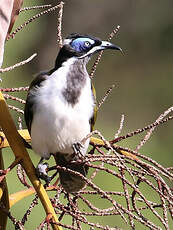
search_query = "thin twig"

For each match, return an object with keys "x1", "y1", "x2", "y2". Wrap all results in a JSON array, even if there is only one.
[
  {"x1": 0, "y1": 53, "x2": 37, "y2": 73},
  {"x1": 16, "y1": 164, "x2": 31, "y2": 188},
  {"x1": 20, "y1": 5, "x2": 52, "y2": 13},
  {"x1": 114, "y1": 114, "x2": 125, "y2": 138},
  {"x1": 98, "y1": 84, "x2": 115, "y2": 108},
  {"x1": 108, "y1": 25, "x2": 121, "y2": 41},
  {"x1": 21, "y1": 195, "x2": 39, "y2": 225},
  {"x1": 120, "y1": 168, "x2": 135, "y2": 229},
  {"x1": 57, "y1": 2, "x2": 64, "y2": 48},
  {"x1": 7, "y1": 4, "x2": 62, "y2": 41},
  {"x1": 110, "y1": 115, "x2": 173, "y2": 144},
  {"x1": 0, "y1": 87, "x2": 29, "y2": 92},
  {"x1": 8, "y1": 105, "x2": 24, "y2": 114},
  {"x1": 90, "y1": 25, "x2": 120, "y2": 78},
  {"x1": 3, "y1": 94, "x2": 26, "y2": 104},
  {"x1": 135, "y1": 106, "x2": 173, "y2": 151}
]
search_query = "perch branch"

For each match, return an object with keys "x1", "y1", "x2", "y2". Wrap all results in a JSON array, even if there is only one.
[{"x1": 0, "y1": 91, "x2": 61, "y2": 230}]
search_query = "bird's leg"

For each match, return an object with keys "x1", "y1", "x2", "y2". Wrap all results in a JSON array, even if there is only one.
[
  {"x1": 72, "y1": 142, "x2": 84, "y2": 159},
  {"x1": 36, "y1": 157, "x2": 51, "y2": 183},
  {"x1": 36, "y1": 156, "x2": 59, "y2": 184}
]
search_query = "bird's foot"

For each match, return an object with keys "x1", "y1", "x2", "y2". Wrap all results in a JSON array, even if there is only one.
[
  {"x1": 72, "y1": 142, "x2": 84, "y2": 159},
  {"x1": 36, "y1": 161, "x2": 51, "y2": 183},
  {"x1": 36, "y1": 157, "x2": 59, "y2": 184}
]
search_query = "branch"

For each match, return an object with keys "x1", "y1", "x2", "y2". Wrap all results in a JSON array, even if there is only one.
[
  {"x1": 7, "y1": 3, "x2": 63, "y2": 41},
  {"x1": 0, "y1": 53, "x2": 37, "y2": 73}
]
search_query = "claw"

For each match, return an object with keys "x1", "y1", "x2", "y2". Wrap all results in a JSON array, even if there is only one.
[
  {"x1": 72, "y1": 142, "x2": 84, "y2": 158},
  {"x1": 36, "y1": 157, "x2": 59, "y2": 184},
  {"x1": 36, "y1": 161, "x2": 51, "y2": 183}
]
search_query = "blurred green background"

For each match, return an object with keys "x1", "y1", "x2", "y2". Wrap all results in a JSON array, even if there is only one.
[{"x1": 1, "y1": 0, "x2": 173, "y2": 229}]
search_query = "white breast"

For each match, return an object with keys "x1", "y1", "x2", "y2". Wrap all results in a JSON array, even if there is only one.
[{"x1": 30, "y1": 59, "x2": 94, "y2": 159}]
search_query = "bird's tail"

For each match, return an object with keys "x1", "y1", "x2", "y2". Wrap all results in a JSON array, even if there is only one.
[{"x1": 54, "y1": 153, "x2": 88, "y2": 193}]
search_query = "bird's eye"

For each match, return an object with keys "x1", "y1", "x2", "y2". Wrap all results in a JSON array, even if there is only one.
[{"x1": 84, "y1": 41, "x2": 91, "y2": 47}]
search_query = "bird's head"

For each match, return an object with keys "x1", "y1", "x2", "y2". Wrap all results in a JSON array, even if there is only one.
[
  {"x1": 54, "y1": 33, "x2": 122, "y2": 68},
  {"x1": 64, "y1": 33, "x2": 122, "y2": 58}
]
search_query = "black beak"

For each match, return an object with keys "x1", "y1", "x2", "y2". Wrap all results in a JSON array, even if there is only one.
[{"x1": 101, "y1": 41, "x2": 122, "y2": 53}]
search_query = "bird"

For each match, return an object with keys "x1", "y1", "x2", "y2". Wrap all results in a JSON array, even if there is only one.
[{"x1": 24, "y1": 33, "x2": 122, "y2": 193}]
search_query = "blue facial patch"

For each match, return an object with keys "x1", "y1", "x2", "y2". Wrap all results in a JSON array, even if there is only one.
[{"x1": 71, "y1": 38, "x2": 95, "y2": 52}]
